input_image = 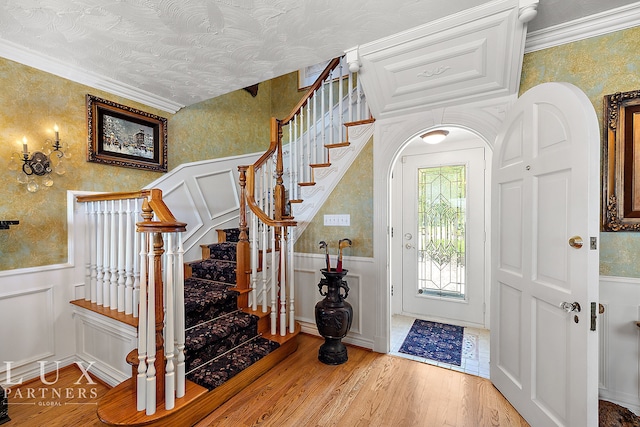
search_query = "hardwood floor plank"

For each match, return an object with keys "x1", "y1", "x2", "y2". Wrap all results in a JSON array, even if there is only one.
[
  {"x1": 196, "y1": 334, "x2": 529, "y2": 427},
  {"x1": 2, "y1": 364, "x2": 109, "y2": 427},
  {"x1": 3, "y1": 334, "x2": 528, "y2": 426}
]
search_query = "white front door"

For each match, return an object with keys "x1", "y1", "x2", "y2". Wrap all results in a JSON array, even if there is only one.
[
  {"x1": 401, "y1": 147, "x2": 485, "y2": 325},
  {"x1": 491, "y1": 82, "x2": 599, "y2": 426}
]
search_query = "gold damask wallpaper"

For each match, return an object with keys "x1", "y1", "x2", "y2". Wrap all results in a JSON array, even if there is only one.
[
  {"x1": 0, "y1": 58, "x2": 299, "y2": 271},
  {"x1": 519, "y1": 26, "x2": 640, "y2": 277}
]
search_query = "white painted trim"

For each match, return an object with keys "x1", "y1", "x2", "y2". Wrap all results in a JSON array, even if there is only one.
[
  {"x1": 0, "y1": 39, "x2": 183, "y2": 114},
  {"x1": 525, "y1": 2, "x2": 640, "y2": 53},
  {"x1": 299, "y1": 320, "x2": 374, "y2": 350}
]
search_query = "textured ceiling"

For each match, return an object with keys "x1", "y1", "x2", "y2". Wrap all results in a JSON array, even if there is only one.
[{"x1": 0, "y1": 0, "x2": 635, "y2": 109}]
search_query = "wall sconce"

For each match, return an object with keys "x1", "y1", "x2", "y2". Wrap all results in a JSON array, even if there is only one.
[
  {"x1": 420, "y1": 129, "x2": 449, "y2": 144},
  {"x1": 10, "y1": 125, "x2": 68, "y2": 193}
]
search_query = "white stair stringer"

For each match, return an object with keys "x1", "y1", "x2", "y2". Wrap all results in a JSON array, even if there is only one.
[{"x1": 288, "y1": 121, "x2": 374, "y2": 244}]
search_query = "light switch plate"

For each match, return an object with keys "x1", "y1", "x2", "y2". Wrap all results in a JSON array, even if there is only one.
[{"x1": 324, "y1": 214, "x2": 350, "y2": 226}]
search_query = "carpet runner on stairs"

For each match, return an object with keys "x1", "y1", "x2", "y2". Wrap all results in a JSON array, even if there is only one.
[{"x1": 184, "y1": 228, "x2": 280, "y2": 391}]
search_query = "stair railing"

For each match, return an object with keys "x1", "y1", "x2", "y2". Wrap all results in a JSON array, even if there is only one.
[
  {"x1": 76, "y1": 189, "x2": 186, "y2": 415},
  {"x1": 240, "y1": 55, "x2": 371, "y2": 336}
]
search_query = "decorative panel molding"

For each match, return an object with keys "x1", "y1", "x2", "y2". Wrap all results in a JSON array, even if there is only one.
[
  {"x1": 163, "y1": 181, "x2": 204, "y2": 242},
  {"x1": 73, "y1": 306, "x2": 137, "y2": 387},
  {"x1": 195, "y1": 170, "x2": 240, "y2": 220},
  {"x1": 356, "y1": 0, "x2": 527, "y2": 119},
  {"x1": 0, "y1": 287, "x2": 54, "y2": 372},
  {"x1": 294, "y1": 253, "x2": 376, "y2": 350}
]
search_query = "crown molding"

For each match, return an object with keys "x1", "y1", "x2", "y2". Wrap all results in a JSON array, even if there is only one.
[
  {"x1": 0, "y1": 39, "x2": 184, "y2": 114},
  {"x1": 525, "y1": 1, "x2": 640, "y2": 53}
]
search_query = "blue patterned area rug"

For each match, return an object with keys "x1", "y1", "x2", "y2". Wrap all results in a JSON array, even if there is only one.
[{"x1": 398, "y1": 319, "x2": 464, "y2": 366}]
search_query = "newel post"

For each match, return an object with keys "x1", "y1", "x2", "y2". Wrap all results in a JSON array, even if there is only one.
[{"x1": 236, "y1": 166, "x2": 250, "y2": 307}]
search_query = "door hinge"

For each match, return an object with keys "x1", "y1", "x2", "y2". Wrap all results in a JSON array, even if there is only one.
[
  {"x1": 590, "y1": 302, "x2": 597, "y2": 331},
  {"x1": 391, "y1": 284, "x2": 394, "y2": 297},
  {"x1": 590, "y1": 237, "x2": 597, "y2": 250}
]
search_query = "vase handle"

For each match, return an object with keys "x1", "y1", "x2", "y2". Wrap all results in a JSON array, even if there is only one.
[{"x1": 339, "y1": 280, "x2": 350, "y2": 299}]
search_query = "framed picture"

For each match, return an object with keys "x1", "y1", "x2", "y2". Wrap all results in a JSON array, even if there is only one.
[
  {"x1": 603, "y1": 89, "x2": 640, "y2": 231},
  {"x1": 86, "y1": 94, "x2": 168, "y2": 172}
]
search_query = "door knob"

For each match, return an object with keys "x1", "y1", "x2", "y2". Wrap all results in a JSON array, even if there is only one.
[
  {"x1": 560, "y1": 301, "x2": 581, "y2": 313},
  {"x1": 568, "y1": 236, "x2": 583, "y2": 249}
]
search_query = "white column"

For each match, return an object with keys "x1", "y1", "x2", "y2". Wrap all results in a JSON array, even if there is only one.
[
  {"x1": 84, "y1": 202, "x2": 92, "y2": 301},
  {"x1": 110, "y1": 200, "x2": 118, "y2": 310},
  {"x1": 136, "y1": 232, "x2": 148, "y2": 412},
  {"x1": 175, "y1": 232, "x2": 186, "y2": 399},
  {"x1": 125, "y1": 199, "x2": 134, "y2": 315},
  {"x1": 117, "y1": 200, "x2": 126, "y2": 312},
  {"x1": 145, "y1": 233, "x2": 157, "y2": 415},
  {"x1": 279, "y1": 229, "x2": 287, "y2": 336},
  {"x1": 133, "y1": 199, "x2": 141, "y2": 317},
  {"x1": 270, "y1": 225, "x2": 277, "y2": 335},
  {"x1": 251, "y1": 212, "x2": 258, "y2": 311},
  {"x1": 96, "y1": 201, "x2": 105, "y2": 306},
  {"x1": 164, "y1": 233, "x2": 175, "y2": 410},
  {"x1": 84, "y1": 202, "x2": 98, "y2": 303},
  {"x1": 288, "y1": 227, "x2": 295, "y2": 333}
]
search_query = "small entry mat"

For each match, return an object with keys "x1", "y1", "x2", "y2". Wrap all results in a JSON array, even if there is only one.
[{"x1": 398, "y1": 319, "x2": 464, "y2": 366}]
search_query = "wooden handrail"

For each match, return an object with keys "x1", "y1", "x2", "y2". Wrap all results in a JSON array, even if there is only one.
[
  {"x1": 241, "y1": 58, "x2": 341, "y2": 225},
  {"x1": 281, "y1": 57, "x2": 341, "y2": 125},
  {"x1": 245, "y1": 166, "x2": 296, "y2": 228},
  {"x1": 77, "y1": 189, "x2": 186, "y2": 232}
]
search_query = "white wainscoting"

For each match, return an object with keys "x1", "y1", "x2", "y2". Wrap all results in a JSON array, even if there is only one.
[
  {"x1": 72, "y1": 305, "x2": 137, "y2": 386},
  {"x1": 599, "y1": 275, "x2": 640, "y2": 414},
  {"x1": 294, "y1": 253, "x2": 376, "y2": 349}
]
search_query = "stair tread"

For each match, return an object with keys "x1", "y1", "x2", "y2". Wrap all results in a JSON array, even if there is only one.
[
  {"x1": 325, "y1": 142, "x2": 350, "y2": 149},
  {"x1": 187, "y1": 336, "x2": 280, "y2": 391},
  {"x1": 298, "y1": 182, "x2": 316, "y2": 187},
  {"x1": 310, "y1": 162, "x2": 331, "y2": 168}
]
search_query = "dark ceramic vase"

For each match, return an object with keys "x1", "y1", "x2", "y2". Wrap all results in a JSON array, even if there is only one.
[{"x1": 315, "y1": 269, "x2": 353, "y2": 365}]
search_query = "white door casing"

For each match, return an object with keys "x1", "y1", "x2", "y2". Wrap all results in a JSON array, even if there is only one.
[
  {"x1": 401, "y1": 148, "x2": 486, "y2": 326},
  {"x1": 491, "y1": 82, "x2": 599, "y2": 426}
]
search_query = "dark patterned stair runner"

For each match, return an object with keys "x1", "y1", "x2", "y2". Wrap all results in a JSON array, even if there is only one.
[{"x1": 184, "y1": 228, "x2": 279, "y2": 391}]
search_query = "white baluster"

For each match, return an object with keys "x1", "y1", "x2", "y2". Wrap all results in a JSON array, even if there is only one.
[
  {"x1": 146, "y1": 232, "x2": 156, "y2": 415},
  {"x1": 279, "y1": 228, "x2": 287, "y2": 336},
  {"x1": 307, "y1": 102, "x2": 312, "y2": 168},
  {"x1": 102, "y1": 201, "x2": 111, "y2": 307},
  {"x1": 329, "y1": 76, "x2": 334, "y2": 146},
  {"x1": 117, "y1": 200, "x2": 126, "y2": 312},
  {"x1": 84, "y1": 202, "x2": 92, "y2": 301},
  {"x1": 89, "y1": 202, "x2": 98, "y2": 304},
  {"x1": 136, "y1": 232, "x2": 148, "y2": 412},
  {"x1": 125, "y1": 199, "x2": 134, "y2": 315},
  {"x1": 98, "y1": 201, "x2": 109, "y2": 307},
  {"x1": 133, "y1": 199, "x2": 141, "y2": 317},
  {"x1": 321, "y1": 82, "x2": 326, "y2": 162},
  {"x1": 97, "y1": 201, "x2": 106, "y2": 306},
  {"x1": 165, "y1": 233, "x2": 175, "y2": 410},
  {"x1": 270, "y1": 224, "x2": 277, "y2": 335},
  {"x1": 175, "y1": 232, "x2": 186, "y2": 398},
  {"x1": 289, "y1": 227, "x2": 295, "y2": 333},
  {"x1": 348, "y1": 63, "x2": 354, "y2": 123},
  {"x1": 313, "y1": 89, "x2": 318, "y2": 165},
  {"x1": 262, "y1": 224, "x2": 268, "y2": 313},
  {"x1": 251, "y1": 211, "x2": 258, "y2": 311},
  {"x1": 339, "y1": 59, "x2": 344, "y2": 143},
  {"x1": 110, "y1": 200, "x2": 118, "y2": 310},
  {"x1": 357, "y1": 76, "x2": 363, "y2": 121}
]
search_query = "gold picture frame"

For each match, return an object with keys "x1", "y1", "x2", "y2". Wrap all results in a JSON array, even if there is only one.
[
  {"x1": 603, "y1": 89, "x2": 640, "y2": 231},
  {"x1": 86, "y1": 94, "x2": 168, "y2": 172}
]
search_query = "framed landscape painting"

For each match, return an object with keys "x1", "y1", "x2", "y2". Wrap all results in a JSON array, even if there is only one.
[{"x1": 86, "y1": 94, "x2": 168, "y2": 172}]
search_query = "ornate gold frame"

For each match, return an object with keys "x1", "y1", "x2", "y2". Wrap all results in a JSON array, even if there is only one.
[
  {"x1": 86, "y1": 94, "x2": 167, "y2": 172},
  {"x1": 603, "y1": 89, "x2": 640, "y2": 231}
]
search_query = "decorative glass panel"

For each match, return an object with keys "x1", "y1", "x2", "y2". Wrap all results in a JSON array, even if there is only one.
[{"x1": 417, "y1": 164, "x2": 466, "y2": 300}]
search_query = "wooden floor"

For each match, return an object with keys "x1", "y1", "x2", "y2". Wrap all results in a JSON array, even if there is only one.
[
  {"x1": 2, "y1": 363, "x2": 110, "y2": 426},
  {"x1": 2, "y1": 334, "x2": 528, "y2": 426},
  {"x1": 198, "y1": 334, "x2": 527, "y2": 427}
]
